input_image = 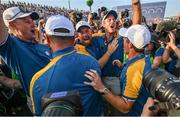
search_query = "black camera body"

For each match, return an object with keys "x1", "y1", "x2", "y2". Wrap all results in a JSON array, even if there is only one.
[
  {"x1": 143, "y1": 68, "x2": 180, "y2": 116},
  {"x1": 121, "y1": 9, "x2": 129, "y2": 19},
  {"x1": 76, "y1": 12, "x2": 83, "y2": 23},
  {"x1": 41, "y1": 90, "x2": 83, "y2": 116},
  {"x1": 120, "y1": 9, "x2": 132, "y2": 28},
  {"x1": 92, "y1": 12, "x2": 99, "y2": 20},
  {"x1": 156, "y1": 20, "x2": 179, "y2": 43}
]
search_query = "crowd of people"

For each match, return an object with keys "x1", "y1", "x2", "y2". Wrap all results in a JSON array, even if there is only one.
[{"x1": 0, "y1": 0, "x2": 179, "y2": 116}]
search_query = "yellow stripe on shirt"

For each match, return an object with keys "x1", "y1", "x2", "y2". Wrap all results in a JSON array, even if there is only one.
[
  {"x1": 124, "y1": 58, "x2": 145, "y2": 99},
  {"x1": 30, "y1": 50, "x2": 75, "y2": 113},
  {"x1": 75, "y1": 44, "x2": 90, "y2": 56}
]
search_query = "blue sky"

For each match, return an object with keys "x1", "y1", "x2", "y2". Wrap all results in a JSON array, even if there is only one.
[{"x1": 3, "y1": 0, "x2": 180, "y2": 17}]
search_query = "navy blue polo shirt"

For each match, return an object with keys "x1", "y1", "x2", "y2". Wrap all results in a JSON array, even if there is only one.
[
  {"x1": 30, "y1": 46, "x2": 104, "y2": 116},
  {"x1": 91, "y1": 35, "x2": 124, "y2": 77},
  {"x1": 0, "y1": 35, "x2": 51, "y2": 95}
]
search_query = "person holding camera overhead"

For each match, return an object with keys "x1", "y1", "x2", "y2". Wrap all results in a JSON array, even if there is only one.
[
  {"x1": 163, "y1": 32, "x2": 180, "y2": 78},
  {"x1": 30, "y1": 15, "x2": 104, "y2": 116}
]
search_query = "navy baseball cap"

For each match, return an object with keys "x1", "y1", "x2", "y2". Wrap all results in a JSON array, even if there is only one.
[{"x1": 102, "y1": 10, "x2": 118, "y2": 21}]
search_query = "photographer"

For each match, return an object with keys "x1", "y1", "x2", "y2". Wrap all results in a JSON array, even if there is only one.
[
  {"x1": 163, "y1": 32, "x2": 180, "y2": 60},
  {"x1": 142, "y1": 68, "x2": 180, "y2": 116},
  {"x1": 145, "y1": 33, "x2": 165, "y2": 69},
  {"x1": 88, "y1": 12, "x2": 100, "y2": 34},
  {"x1": 162, "y1": 32, "x2": 180, "y2": 78},
  {"x1": 141, "y1": 97, "x2": 154, "y2": 116},
  {"x1": 119, "y1": 9, "x2": 132, "y2": 29}
]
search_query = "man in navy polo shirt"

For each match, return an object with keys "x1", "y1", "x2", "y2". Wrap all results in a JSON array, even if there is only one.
[
  {"x1": 91, "y1": 0, "x2": 143, "y2": 96},
  {"x1": 30, "y1": 15, "x2": 104, "y2": 116},
  {"x1": 75, "y1": 20, "x2": 119, "y2": 68},
  {"x1": 92, "y1": 10, "x2": 124, "y2": 95},
  {"x1": 0, "y1": 7, "x2": 51, "y2": 95}
]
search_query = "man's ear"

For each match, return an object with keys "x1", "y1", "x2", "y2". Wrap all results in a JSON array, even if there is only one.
[
  {"x1": 102, "y1": 20, "x2": 105, "y2": 27},
  {"x1": 9, "y1": 21, "x2": 16, "y2": 28},
  {"x1": 129, "y1": 42, "x2": 134, "y2": 49},
  {"x1": 45, "y1": 34, "x2": 51, "y2": 45}
]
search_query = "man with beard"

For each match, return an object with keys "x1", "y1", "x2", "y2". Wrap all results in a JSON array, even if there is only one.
[
  {"x1": 76, "y1": 0, "x2": 142, "y2": 97},
  {"x1": 30, "y1": 15, "x2": 104, "y2": 116},
  {"x1": 84, "y1": 24, "x2": 152, "y2": 116},
  {"x1": 83, "y1": 0, "x2": 142, "y2": 115},
  {"x1": 75, "y1": 20, "x2": 119, "y2": 68}
]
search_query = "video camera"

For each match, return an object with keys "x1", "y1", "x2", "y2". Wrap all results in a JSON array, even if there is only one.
[
  {"x1": 41, "y1": 90, "x2": 83, "y2": 116},
  {"x1": 143, "y1": 68, "x2": 180, "y2": 116},
  {"x1": 155, "y1": 20, "x2": 180, "y2": 43},
  {"x1": 76, "y1": 12, "x2": 83, "y2": 23}
]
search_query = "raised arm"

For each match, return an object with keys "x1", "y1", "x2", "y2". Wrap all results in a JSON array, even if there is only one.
[
  {"x1": 0, "y1": 8, "x2": 8, "y2": 44},
  {"x1": 167, "y1": 32, "x2": 180, "y2": 59},
  {"x1": 132, "y1": 0, "x2": 142, "y2": 25}
]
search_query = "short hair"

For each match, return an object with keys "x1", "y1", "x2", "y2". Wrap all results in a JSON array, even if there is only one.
[
  {"x1": 48, "y1": 35, "x2": 74, "y2": 43},
  {"x1": 125, "y1": 37, "x2": 145, "y2": 53},
  {"x1": 133, "y1": 45, "x2": 145, "y2": 53}
]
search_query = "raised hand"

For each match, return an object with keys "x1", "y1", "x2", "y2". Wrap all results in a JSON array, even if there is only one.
[
  {"x1": 167, "y1": 32, "x2": 176, "y2": 49},
  {"x1": 132, "y1": 0, "x2": 140, "y2": 4},
  {"x1": 107, "y1": 39, "x2": 119, "y2": 56}
]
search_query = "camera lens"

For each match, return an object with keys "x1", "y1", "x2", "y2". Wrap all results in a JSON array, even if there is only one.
[{"x1": 143, "y1": 68, "x2": 180, "y2": 105}]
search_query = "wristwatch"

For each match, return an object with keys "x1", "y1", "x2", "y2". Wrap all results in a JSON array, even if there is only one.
[{"x1": 99, "y1": 87, "x2": 110, "y2": 95}]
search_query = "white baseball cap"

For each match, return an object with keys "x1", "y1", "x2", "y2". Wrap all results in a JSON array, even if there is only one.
[
  {"x1": 3, "y1": 7, "x2": 39, "y2": 27},
  {"x1": 124, "y1": 25, "x2": 151, "y2": 49},
  {"x1": 76, "y1": 21, "x2": 90, "y2": 32},
  {"x1": 45, "y1": 15, "x2": 75, "y2": 36},
  {"x1": 119, "y1": 27, "x2": 128, "y2": 37}
]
